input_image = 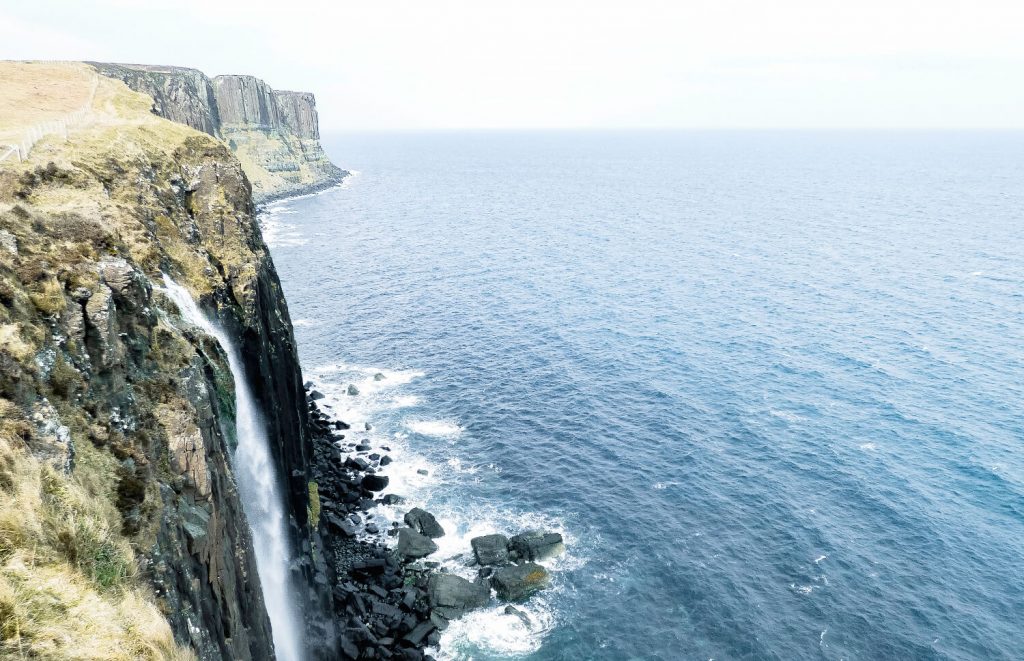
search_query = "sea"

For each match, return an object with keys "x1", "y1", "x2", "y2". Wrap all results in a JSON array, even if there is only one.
[{"x1": 262, "y1": 131, "x2": 1024, "y2": 660}]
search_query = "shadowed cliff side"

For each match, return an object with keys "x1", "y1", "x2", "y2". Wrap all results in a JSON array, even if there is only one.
[
  {"x1": 0, "y1": 61, "x2": 337, "y2": 659},
  {"x1": 91, "y1": 63, "x2": 346, "y2": 204}
]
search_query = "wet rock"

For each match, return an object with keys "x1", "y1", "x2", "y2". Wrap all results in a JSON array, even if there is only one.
[
  {"x1": 427, "y1": 574, "x2": 489, "y2": 611},
  {"x1": 365, "y1": 422, "x2": 373, "y2": 431},
  {"x1": 362, "y1": 474, "x2": 390, "y2": 491},
  {"x1": 492, "y1": 563, "x2": 550, "y2": 601},
  {"x1": 404, "y1": 508, "x2": 445, "y2": 538},
  {"x1": 380, "y1": 455, "x2": 393, "y2": 466},
  {"x1": 397, "y1": 528, "x2": 438, "y2": 560},
  {"x1": 471, "y1": 534, "x2": 510, "y2": 566},
  {"x1": 347, "y1": 384, "x2": 360, "y2": 396},
  {"x1": 416, "y1": 468, "x2": 429, "y2": 476},
  {"x1": 381, "y1": 494, "x2": 405, "y2": 506},
  {"x1": 374, "y1": 372, "x2": 386, "y2": 381},
  {"x1": 509, "y1": 531, "x2": 565, "y2": 562},
  {"x1": 309, "y1": 390, "x2": 325, "y2": 400},
  {"x1": 504, "y1": 605, "x2": 532, "y2": 626}
]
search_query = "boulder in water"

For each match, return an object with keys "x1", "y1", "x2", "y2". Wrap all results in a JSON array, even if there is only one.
[
  {"x1": 361, "y1": 474, "x2": 389, "y2": 491},
  {"x1": 509, "y1": 531, "x2": 564, "y2": 561},
  {"x1": 404, "y1": 508, "x2": 445, "y2": 538},
  {"x1": 492, "y1": 562, "x2": 550, "y2": 601},
  {"x1": 309, "y1": 390, "x2": 325, "y2": 400},
  {"x1": 471, "y1": 534, "x2": 510, "y2": 566},
  {"x1": 374, "y1": 372, "x2": 386, "y2": 381},
  {"x1": 347, "y1": 384, "x2": 360, "y2": 396},
  {"x1": 397, "y1": 527, "x2": 438, "y2": 560},
  {"x1": 504, "y1": 605, "x2": 532, "y2": 626},
  {"x1": 427, "y1": 573, "x2": 490, "y2": 611}
]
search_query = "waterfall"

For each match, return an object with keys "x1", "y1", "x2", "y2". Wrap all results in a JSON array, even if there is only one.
[{"x1": 161, "y1": 275, "x2": 303, "y2": 661}]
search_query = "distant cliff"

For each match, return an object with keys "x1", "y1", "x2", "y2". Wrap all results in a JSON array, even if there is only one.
[{"x1": 91, "y1": 63, "x2": 345, "y2": 204}]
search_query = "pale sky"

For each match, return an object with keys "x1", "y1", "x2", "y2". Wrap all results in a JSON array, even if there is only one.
[{"x1": 2, "y1": 0, "x2": 1022, "y2": 131}]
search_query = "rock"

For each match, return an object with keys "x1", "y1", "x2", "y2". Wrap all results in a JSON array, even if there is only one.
[
  {"x1": 345, "y1": 456, "x2": 369, "y2": 471},
  {"x1": 334, "y1": 420, "x2": 350, "y2": 430},
  {"x1": 403, "y1": 620, "x2": 435, "y2": 646},
  {"x1": 374, "y1": 372, "x2": 386, "y2": 381},
  {"x1": 381, "y1": 494, "x2": 405, "y2": 505},
  {"x1": 397, "y1": 528, "x2": 438, "y2": 560},
  {"x1": 404, "y1": 508, "x2": 445, "y2": 538},
  {"x1": 309, "y1": 390, "x2": 325, "y2": 400},
  {"x1": 347, "y1": 384, "x2": 360, "y2": 396},
  {"x1": 362, "y1": 474, "x2": 389, "y2": 491},
  {"x1": 365, "y1": 523, "x2": 380, "y2": 534},
  {"x1": 427, "y1": 574, "x2": 489, "y2": 611},
  {"x1": 509, "y1": 531, "x2": 565, "y2": 561},
  {"x1": 303, "y1": 380, "x2": 314, "y2": 389},
  {"x1": 471, "y1": 534, "x2": 510, "y2": 566},
  {"x1": 492, "y1": 563, "x2": 550, "y2": 601},
  {"x1": 365, "y1": 422, "x2": 373, "y2": 431},
  {"x1": 504, "y1": 605, "x2": 532, "y2": 626},
  {"x1": 380, "y1": 455, "x2": 393, "y2": 466},
  {"x1": 417, "y1": 468, "x2": 429, "y2": 476}
]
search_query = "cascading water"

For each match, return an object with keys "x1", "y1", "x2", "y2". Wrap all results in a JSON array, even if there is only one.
[{"x1": 161, "y1": 275, "x2": 303, "y2": 660}]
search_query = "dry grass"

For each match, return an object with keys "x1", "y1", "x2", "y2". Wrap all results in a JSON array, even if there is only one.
[
  {"x1": 0, "y1": 407, "x2": 193, "y2": 660},
  {"x1": 0, "y1": 62, "x2": 96, "y2": 139}
]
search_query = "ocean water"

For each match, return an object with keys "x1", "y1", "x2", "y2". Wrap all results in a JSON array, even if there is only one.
[{"x1": 264, "y1": 131, "x2": 1024, "y2": 660}]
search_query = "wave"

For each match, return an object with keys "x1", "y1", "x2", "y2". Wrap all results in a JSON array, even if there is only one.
[{"x1": 306, "y1": 361, "x2": 579, "y2": 658}]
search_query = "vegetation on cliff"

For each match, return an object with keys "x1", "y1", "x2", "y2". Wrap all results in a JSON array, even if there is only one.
[{"x1": 0, "y1": 61, "x2": 293, "y2": 659}]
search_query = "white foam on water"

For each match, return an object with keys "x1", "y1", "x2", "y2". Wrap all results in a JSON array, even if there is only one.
[
  {"x1": 292, "y1": 318, "x2": 316, "y2": 327},
  {"x1": 306, "y1": 360, "x2": 579, "y2": 659},
  {"x1": 405, "y1": 419, "x2": 463, "y2": 438},
  {"x1": 431, "y1": 597, "x2": 557, "y2": 659}
]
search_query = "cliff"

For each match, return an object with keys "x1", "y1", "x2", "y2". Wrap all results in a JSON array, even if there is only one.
[
  {"x1": 91, "y1": 63, "x2": 345, "y2": 204},
  {"x1": 0, "y1": 62, "x2": 336, "y2": 659}
]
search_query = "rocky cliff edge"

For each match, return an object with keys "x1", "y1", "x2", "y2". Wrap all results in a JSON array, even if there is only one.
[{"x1": 91, "y1": 62, "x2": 346, "y2": 204}]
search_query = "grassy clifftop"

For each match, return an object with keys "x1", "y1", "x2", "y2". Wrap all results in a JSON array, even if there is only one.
[{"x1": 0, "y1": 61, "x2": 281, "y2": 659}]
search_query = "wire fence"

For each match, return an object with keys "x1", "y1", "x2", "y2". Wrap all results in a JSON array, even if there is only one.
[{"x1": 0, "y1": 73, "x2": 98, "y2": 165}]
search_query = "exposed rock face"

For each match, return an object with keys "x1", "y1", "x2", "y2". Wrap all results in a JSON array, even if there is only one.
[
  {"x1": 92, "y1": 63, "x2": 346, "y2": 204},
  {"x1": 0, "y1": 68, "x2": 338, "y2": 659},
  {"x1": 90, "y1": 63, "x2": 221, "y2": 136}
]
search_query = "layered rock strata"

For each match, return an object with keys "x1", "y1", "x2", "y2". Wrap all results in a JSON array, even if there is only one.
[{"x1": 92, "y1": 63, "x2": 345, "y2": 204}]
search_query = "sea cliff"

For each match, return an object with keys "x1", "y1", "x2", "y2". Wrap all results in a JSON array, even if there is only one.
[
  {"x1": 0, "y1": 61, "x2": 335, "y2": 659},
  {"x1": 91, "y1": 63, "x2": 345, "y2": 204}
]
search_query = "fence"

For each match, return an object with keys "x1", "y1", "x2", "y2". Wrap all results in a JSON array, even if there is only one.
[{"x1": 0, "y1": 73, "x2": 98, "y2": 164}]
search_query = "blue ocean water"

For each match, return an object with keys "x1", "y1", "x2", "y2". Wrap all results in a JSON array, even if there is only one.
[{"x1": 265, "y1": 131, "x2": 1024, "y2": 660}]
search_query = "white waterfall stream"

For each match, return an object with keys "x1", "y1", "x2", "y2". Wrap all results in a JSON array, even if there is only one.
[{"x1": 161, "y1": 275, "x2": 303, "y2": 660}]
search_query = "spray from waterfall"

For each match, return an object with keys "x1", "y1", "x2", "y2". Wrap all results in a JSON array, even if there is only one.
[{"x1": 161, "y1": 275, "x2": 303, "y2": 661}]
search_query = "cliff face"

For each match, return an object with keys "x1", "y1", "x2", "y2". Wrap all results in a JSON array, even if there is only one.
[
  {"x1": 0, "y1": 62, "x2": 336, "y2": 659},
  {"x1": 93, "y1": 63, "x2": 345, "y2": 204}
]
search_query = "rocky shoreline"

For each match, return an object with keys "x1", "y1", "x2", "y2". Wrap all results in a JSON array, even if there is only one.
[{"x1": 302, "y1": 381, "x2": 564, "y2": 659}]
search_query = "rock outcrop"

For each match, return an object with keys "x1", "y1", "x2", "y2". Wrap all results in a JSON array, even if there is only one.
[
  {"x1": 92, "y1": 63, "x2": 346, "y2": 204},
  {"x1": 0, "y1": 62, "x2": 338, "y2": 659}
]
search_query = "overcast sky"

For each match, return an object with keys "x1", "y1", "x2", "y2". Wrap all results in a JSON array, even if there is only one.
[{"x1": 2, "y1": 0, "x2": 1022, "y2": 131}]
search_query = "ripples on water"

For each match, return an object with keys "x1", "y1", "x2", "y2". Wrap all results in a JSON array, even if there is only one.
[{"x1": 265, "y1": 131, "x2": 1024, "y2": 660}]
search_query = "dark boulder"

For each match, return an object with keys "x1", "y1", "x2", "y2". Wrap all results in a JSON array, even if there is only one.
[
  {"x1": 397, "y1": 528, "x2": 438, "y2": 560},
  {"x1": 309, "y1": 390, "x2": 326, "y2": 400},
  {"x1": 347, "y1": 384, "x2": 361, "y2": 396},
  {"x1": 362, "y1": 474, "x2": 390, "y2": 491},
  {"x1": 470, "y1": 534, "x2": 510, "y2": 566},
  {"x1": 504, "y1": 605, "x2": 531, "y2": 626},
  {"x1": 509, "y1": 531, "x2": 564, "y2": 561},
  {"x1": 492, "y1": 563, "x2": 550, "y2": 601},
  {"x1": 404, "y1": 508, "x2": 445, "y2": 538},
  {"x1": 427, "y1": 574, "x2": 490, "y2": 612}
]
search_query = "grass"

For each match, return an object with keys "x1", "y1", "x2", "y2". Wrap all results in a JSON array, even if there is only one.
[{"x1": 0, "y1": 405, "x2": 193, "y2": 659}]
